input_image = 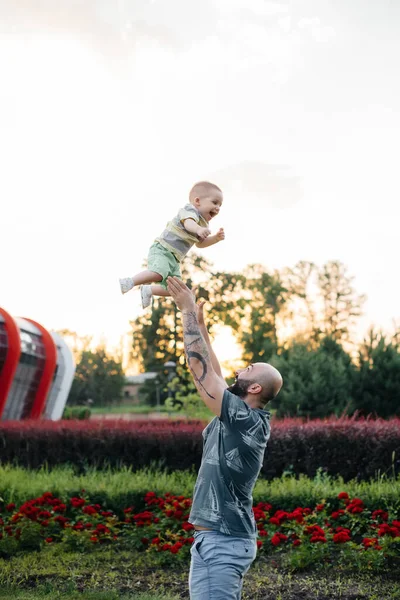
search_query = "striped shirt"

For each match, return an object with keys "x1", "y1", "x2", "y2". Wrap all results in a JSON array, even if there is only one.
[{"x1": 156, "y1": 204, "x2": 208, "y2": 261}]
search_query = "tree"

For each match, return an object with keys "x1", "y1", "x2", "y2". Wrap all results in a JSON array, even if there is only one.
[
  {"x1": 281, "y1": 261, "x2": 320, "y2": 344},
  {"x1": 281, "y1": 260, "x2": 366, "y2": 348},
  {"x1": 351, "y1": 328, "x2": 400, "y2": 418},
  {"x1": 271, "y1": 337, "x2": 355, "y2": 418},
  {"x1": 318, "y1": 261, "x2": 366, "y2": 343},
  {"x1": 68, "y1": 346, "x2": 125, "y2": 407},
  {"x1": 208, "y1": 264, "x2": 288, "y2": 363}
]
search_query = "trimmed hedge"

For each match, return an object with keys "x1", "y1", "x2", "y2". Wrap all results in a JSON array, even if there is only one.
[{"x1": 0, "y1": 417, "x2": 399, "y2": 481}]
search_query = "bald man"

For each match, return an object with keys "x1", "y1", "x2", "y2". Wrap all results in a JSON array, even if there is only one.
[{"x1": 167, "y1": 277, "x2": 283, "y2": 600}]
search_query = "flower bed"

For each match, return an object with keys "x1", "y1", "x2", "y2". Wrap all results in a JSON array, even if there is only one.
[
  {"x1": 1, "y1": 416, "x2": 399, "y2": 480},
  {"x1": 1, "y1": 490, "x2": 399, "y2": 570}
]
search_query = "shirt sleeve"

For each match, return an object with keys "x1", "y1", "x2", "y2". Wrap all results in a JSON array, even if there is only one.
[
  {"x1": 219, "y1": 389, "x2": 270, "y2": 440},
  {"x1": 178, "y1": 205, "x2": 200, "y2": 224}
]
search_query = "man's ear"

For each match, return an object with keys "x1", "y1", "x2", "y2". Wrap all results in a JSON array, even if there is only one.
[{"x1": 248, "y1": 383, "x2": 262, "y2": 395}]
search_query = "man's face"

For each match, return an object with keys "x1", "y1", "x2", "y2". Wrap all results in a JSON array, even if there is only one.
[{"x1": 227, "y1": 364, "x2": 258, "y2": 399}]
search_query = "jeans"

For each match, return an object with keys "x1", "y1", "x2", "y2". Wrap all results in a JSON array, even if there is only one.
[{"x1": 189, "y1": 530, "x2": 257, "y2": 600}]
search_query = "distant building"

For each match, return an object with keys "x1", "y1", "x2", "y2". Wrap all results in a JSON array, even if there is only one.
[
  {"x1": 122, "y1": 372, "x2": 158, "y2": 404},
  {"x1": 0, "y1": 307, "x2": 75, "y2": 421}
]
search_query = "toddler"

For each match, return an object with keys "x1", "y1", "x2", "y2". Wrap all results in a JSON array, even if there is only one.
[{"x1": 119, "y1": 181, "x2": 224, "y2": 308}]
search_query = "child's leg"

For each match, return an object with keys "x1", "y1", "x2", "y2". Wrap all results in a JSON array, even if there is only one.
[
  {"x1": 119, "y1": 270, "x2": 162, "y2": 294},
  {"x1": 151, "y1": 285, "x2": 170, "y2": 297},
  {"x1": 132, "y1": 270, "x2": 162, "y2": 286}
]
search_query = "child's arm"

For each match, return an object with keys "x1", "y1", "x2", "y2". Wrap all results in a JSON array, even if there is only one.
[
  {"x1": 183, "y1": 218, "x2": 211, "y2": 241},
  {"x1": 196, "y1": 228, "x2": 225, "y2": 248}
]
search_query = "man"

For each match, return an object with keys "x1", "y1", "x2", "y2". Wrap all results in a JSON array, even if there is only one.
[{"x1": 167, "y1": 277, "x2": 283, "y2": 600}]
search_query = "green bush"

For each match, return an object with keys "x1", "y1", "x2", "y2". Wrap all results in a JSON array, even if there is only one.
[{"x1": 62, "y1": 407, "x2": 91, "y2": 420}]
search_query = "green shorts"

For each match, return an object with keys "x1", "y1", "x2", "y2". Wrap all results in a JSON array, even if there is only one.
[{"x1": 147, "y1": 242, "x2": 182, "y2": 289}]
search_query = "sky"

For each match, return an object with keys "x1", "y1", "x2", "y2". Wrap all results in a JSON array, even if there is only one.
[{"x1": 1, "y1": 0, "x2": 399, "y2": 366}]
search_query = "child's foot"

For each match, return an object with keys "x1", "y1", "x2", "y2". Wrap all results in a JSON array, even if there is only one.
[
  {"x1": 119, "y1": 277, "x2": 134, "y2": 294},
  {"x1": 141, "y1": 285, "x2": 152, "y2": 309}
]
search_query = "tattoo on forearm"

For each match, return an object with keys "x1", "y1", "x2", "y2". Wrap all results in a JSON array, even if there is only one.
[{"x1": 183, "y1": 311, "x2": 216, "y2": 400}]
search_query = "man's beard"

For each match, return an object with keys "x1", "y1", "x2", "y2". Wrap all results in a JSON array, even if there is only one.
[{"x1": 227, "y1": 378, "x2": 252, "y2": 399}]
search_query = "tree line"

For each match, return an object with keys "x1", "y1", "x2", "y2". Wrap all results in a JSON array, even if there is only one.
[
  {"x1": 130, "y1": 255, "x2": 400, "y2": 419},
  {"x1": 62, "y1": 255, "x2": 400, "y2": 418}
]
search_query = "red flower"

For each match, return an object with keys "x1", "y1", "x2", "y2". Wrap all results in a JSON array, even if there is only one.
[
  {"x1": 152, "y1": 537, "x2": 161, "y2": 545},
  {"x1": 362, "y1": 537, "x2": 381, "y2": 550},
  {"x1": 271, "y1": 534, "x2": 282, "y2": 546},
  {"x1": 38, "y1": 511, "x2": 52, "y2": 519},
  {"x1": 378, "y1": 524, "x2": 400, "y2": 538},
  {"x1": 256, "y1": 540, "x2": 263, "y2": 549},
  {"x1": 96, "y1": 524, "x2": 111, "y2": 535},
  {"x1": 54, "y1": 516, "x2": 69, "y2": 528},
  {"x1": 141, "y1": 538, "x2": 149, "y2": 545},
  {"x1": 161, "y1": 543, "x2": 171, "y2": 551},
  {"x1": 293, "y1": 539, "x2": 301, "y2": 547},
  {"x1": 6, "y1": 503, "x2": 15, "y2": 512},
  {"x1": 54, "y1": 504, "x2": 67, "y2": 513},
  {"x1": 392, "y1": 520, "x2": 400, "y2": 528},
  {"x1": 271, "y1": 532, "x2": 287, "y2": 546},
  {"x1": 316, "y1": 504, "x2": 325, "y2": 512},
  {"x1": 70, "y1": 497, "x2": 86, "y2": 508},
  {"x1": 182, "y1": 522, "x2": 194, "y2": 532},
  {"x1": 372, "y1": 510, "x2": 389, "y2": 522},
  {"x1": 45, "y1": 537, "x2": 53, "y2": 543},
  {"x1": 123, "y1": 507, "x2": 133, "y2": 514},
  {"x1": 310, "y1": 535, "x2": 326, "y2": 543},
  {"x1": 90, "y1": 536, "x2": 99, "y2": 543},
  {"x1": 333, "y1": 532, "x2": 351, "y2": 544},
  {"x1": 331, "y1": 510, "x2": 345, "y2": 520},
  {"x1": 101, "y1": 511, "x2": 114, "y2": 518},
  {"x1": 338, "y1": 492, "x2": 349, "y2": 500},
  {"x1": 305, "y1": 525, "x2": 325, "y2": 537},
  {"x1": 346, "y1": 498, "x2": 364, "y2": 514},
  {"x1": 83, "y1": 506, "x2": 98, "y2": 515},
  {"x1": 170, "y1": 542, "x2": 183, "y2": 554},
  {"x1": 72, "y1": 522, "x2": 84, "y2": 531},
  {"x1": 259, "y1": 530, "x2": 268, "y2": 537}
]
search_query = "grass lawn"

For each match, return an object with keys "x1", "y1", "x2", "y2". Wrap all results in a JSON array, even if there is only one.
[
  {"x1": 89, "y1": 404, "x2": 215, "y2": 420},
  {"x1": 0, "y1": 547, "x2": 399, "y2": 600}
]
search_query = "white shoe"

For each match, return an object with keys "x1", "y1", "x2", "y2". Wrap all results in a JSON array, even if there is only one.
[
  {"x1": 141, "y1": 285, "x2": 152, "y2": 309},
  {"x1": 119, "y1": 277, "x2": 134, "y2": 294}
]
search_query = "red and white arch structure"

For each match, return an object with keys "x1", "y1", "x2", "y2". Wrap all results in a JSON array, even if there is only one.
[{"x1": 0, "y1": 307, "x2": 75, "y2": 421}]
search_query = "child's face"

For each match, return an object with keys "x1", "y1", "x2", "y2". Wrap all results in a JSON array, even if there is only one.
[{"x1": 195, "y1": 190, "x2": 223, "y2": 223}]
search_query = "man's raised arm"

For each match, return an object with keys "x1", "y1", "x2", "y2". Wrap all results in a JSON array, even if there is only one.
[
  {"x1": 197, "y1": 300, "x2": 226, "y2": 384},
  {"x1": 167, "y1": 277, "x2": 226, "y2": 417}
]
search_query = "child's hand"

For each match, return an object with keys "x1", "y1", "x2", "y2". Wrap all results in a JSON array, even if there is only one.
[
  {"x1": 216, "y1": 227, "x2": 225, "y2": 242},
  {"x1": 197, "y1": 226, "x2": 211, "y2": 241}
]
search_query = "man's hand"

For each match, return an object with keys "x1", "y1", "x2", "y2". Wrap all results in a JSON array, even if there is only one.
[
  {"x1": 189, "y1": 286, "x2": 206, "y2": 324},
  {"x1": 216, "y1": 227, "x2": 225, "y2": 242},
  {"x1": 197, "y1": 226, "x2": 211, "y2": 242},
  {"x1": 167, "y1": 277, "x2": 197, "y2": 312}
]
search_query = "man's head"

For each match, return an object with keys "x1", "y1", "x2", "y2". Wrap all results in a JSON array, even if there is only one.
[
  {"x1": 189, "y1": 181, "x2": 223, "y2": 223},
  {"x1": 227, "y1": 363, "x2": 283, "y2": 408}
]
